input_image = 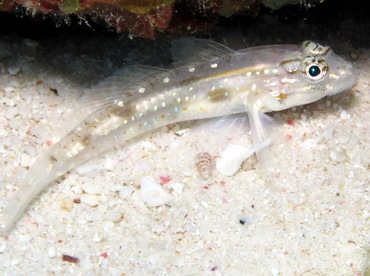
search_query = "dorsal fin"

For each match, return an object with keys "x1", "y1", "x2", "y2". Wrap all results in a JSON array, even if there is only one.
[
  {"x1": 80, "y1": 65, "x2": 169, "y2": 113},
  {"x1": 171, "y1": 38, "x2": 236, "y2": 66}
]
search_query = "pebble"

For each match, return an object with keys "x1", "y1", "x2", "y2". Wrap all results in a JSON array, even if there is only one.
[
  {"x1": 216, "y1": 144, "x2": 255, "y2": 176},
  {"x1": 4, "y1": 86, "x2": 15, "y2": 93},
  {"x1": 119, "y1": 186, "x2": 134, "y2": 200},
  {"x1": 11, "y1": 259, "x2": 21, "y2": 266},
  {"x1": 0, "y1": 62, "x2": 5, "y2": 74},
  {"x1": 81, "y1": 182, "x2": 102, "y2": 195},
  {"x1": 93, "y1": 233, "x2": 102, "y2": 243},
  {"x1": 140, "y1": 176, "x2": 171, "y2": 207},
  {"x1": 200, "y1": 201, "x2": 209, "y2": 208},
  {"x1": 329, "y1": 148, "x2": 347, "y2": 163},
  {"x1": 60, "y1": 198, "x2": 73, "y2": 212},
  {"x1": 83, "y1": 194, "x2": 100, "y2": 207},
  {"x1": 271, "y1": 267, "x2": 279, "y2": 276},
  {"x1": 337, "y1": 133, "x2": 351, "y2": 144},
  {"x1": 178, "y1": 166, "x2": 193, "y2": 177},
  {"x1": 47, "y1": 247, "x2": 57, "y2": 258},
  {"x1": 167, "y1": 182, "x2": 184, "y2": 194},
  {"x1": 24, "y1": 39, "x2": 39, "y2": 48},
  {"x1": 5, "y1": 108, "x2": 17, "y2": 120},
  {"x1": 7, "y1": 65, "x2": 21, "y2": 75},
  {"x1": 340, "y1": 109, "x2": 350, "y2": 120},
  {"x1": 174, "y1": 128, "x2": 191, "y2": 136},
  {"x1": 105, "y1": 212, "x2": 122, "y2": 223},
  {"x1": 20, "y1": 153, "x2": 31, "y2": 167},
  {"x1": 0, "y1": 239, "x2": 7, "y2": 253}
]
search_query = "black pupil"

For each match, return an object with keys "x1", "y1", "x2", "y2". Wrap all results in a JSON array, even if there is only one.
[{"x1": 308, "y1": 65, "x2": 321, "y2": 77}]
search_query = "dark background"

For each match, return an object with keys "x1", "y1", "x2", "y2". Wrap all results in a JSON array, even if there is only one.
[{"x1": 0, "y1": 0, "x2": 368, "y2": 46}]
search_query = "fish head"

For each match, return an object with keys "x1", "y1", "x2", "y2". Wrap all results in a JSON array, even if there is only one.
[{"x1": 265, "y1": 40, "x2": 357, "y2": 112}]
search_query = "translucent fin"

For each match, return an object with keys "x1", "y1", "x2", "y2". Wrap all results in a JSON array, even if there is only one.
[
  {"x1": 171, "y1": 38, "x2": 235, "y2": 66},
  {"x1": 79, "y1": 65, "x2": 170, "y2": 114},
  {"x1": 211, "y1": 113, "x2": 273, "y2": 156},
  {"x1": 247, "y1": 105, "x2": 279, "y2": 178},
  {"x1": 215, "y1": 29, "x2": 247, "y2": 50},
  {"x1": 191, "y1": 113, "x2": 276, "y2": 155},
  {"x1": 193, "y1": 113, "x2": 249, "y2": 137},
  {"x1": 2, "y1": 153, "x2": 57, "y2": 234}
]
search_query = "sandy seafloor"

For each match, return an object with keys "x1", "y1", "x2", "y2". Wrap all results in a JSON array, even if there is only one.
[{"x1": 0, "y1": 9, "x2": 369, "y2": 276}]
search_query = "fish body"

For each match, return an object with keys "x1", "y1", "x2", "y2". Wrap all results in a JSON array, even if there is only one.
[{"x1": 2, "y1": 38, "x2": 357, "y2": 234}]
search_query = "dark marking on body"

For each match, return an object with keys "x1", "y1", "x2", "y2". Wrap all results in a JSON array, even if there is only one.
[
  {"x1": 123, "y1": 91, "x2": 133, "y2": 98},
  {"x1": 207, "y1": 88, "x2": 229, "y2": 102},
  {"x1": 178, "y1": 76, "x2": 201, "y2": 86},
  {"x1": 49, "y1": 87, "x2": 58, "y2": 96},
  {"x1": 49, "y1": 155, "x2": 58, "y2": 163},
  {"x1": 82, "y1": 135, "x2": 90, "y2": 145},
  {"x1": 117, "y1": 105, "x2": 136, "y2": 118}
]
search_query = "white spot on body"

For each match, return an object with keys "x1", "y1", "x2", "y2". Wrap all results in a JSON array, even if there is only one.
[
  {"x1": 282, "y1": 77, "x2": 297, "y2": 84},
  {"x1": 251, "y1": 84, "x2": 257, "y2": 91},
  {"x1": 163, "y1": 77, "x2": 170, "y2": 83},
  {"x1": 139, "y1": 87, "x2": 146, "y2": 93},
  {"x1": 116, "y1": 101, "x2": 124, "y2": 107},
  {"x1": 188, "y1": 67, "x2": 195, "y2": 72},
  {"x1": 67, "y1": 142, "x2": 85, "y2": 158},
  {"x1": 246, "y1": 72, "x2": 252, "y2": 77},
  {"x1": 264, "y1": 69, "x2": 270, "y2": 75},
  {"x1": 268, "y1": 80, "x2": 279, "y2": 87},
  {"x1": 272, "y1": 69, "x2": 278, "y2": 74},
  {"x1": 211, "y1": 63, "x2": 218, "y2": 68}
]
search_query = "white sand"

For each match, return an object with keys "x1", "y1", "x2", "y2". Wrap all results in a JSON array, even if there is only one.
[{"x1": 0, "y1": 25, "x2": 369, "y2": 274}]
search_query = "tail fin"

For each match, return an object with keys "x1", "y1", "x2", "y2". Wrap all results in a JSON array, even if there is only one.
[{"x1": 2, "y1": 153, "x2": 57, "y2": 234}]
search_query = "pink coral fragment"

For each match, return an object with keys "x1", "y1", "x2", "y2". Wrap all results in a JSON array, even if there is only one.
[{"x1": 159, "y1": 175, "x2": 171, "y2": 185}]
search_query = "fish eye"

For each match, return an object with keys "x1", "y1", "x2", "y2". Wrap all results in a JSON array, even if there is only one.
[
  {"x1": 301, "y1": 56, "x2": 328, "y2": 82},
  {"x1": 308, "y1": 65, "x2": 321, "y2": 77},
  {"x1": 304, "y1": 63, "x2": 327, "y2": 81}
]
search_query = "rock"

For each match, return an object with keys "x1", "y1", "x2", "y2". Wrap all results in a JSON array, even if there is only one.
[
  {"x1": 139, "y1": 176, "x2": 171, "y2": 207},
  {"x1": 216, "y1": 144, "x2": 255, "y2": 176}
]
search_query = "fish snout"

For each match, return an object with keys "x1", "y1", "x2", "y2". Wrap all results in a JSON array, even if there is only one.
[{"x1": 327, "y1": 58, "x2": 357, "y2": 95}]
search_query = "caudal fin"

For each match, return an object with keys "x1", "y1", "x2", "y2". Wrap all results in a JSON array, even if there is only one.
[{"x1": 2, "y1": 154, "x2": 57, "y2": 234}]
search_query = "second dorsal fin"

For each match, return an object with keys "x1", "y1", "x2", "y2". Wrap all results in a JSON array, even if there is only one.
[{"x1": 79, "y1": 65, "x2": 169, "y2": 113}]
